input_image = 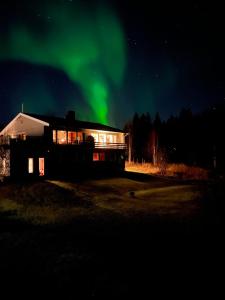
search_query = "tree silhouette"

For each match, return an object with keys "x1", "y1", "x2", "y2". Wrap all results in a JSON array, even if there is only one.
[{"x1": 124, "y1": 101, "x2": 225, "y2": 173}]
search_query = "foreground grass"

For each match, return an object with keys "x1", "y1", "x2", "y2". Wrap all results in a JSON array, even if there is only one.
[
  {"x1": 1, "y1": 176, "x2": 224, "y2": 298},
  {"x1": 0, "y1": 176, "x2": 203, "y2": 225}
]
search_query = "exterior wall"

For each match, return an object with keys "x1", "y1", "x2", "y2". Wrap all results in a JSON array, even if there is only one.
[
  {"x1": 46, "y1": 143, "x2": 94, "y2": 178},
  {"x1": 7, "y1": 139, "x2": 125, "y2": 179},
  {"x1": 9, "y1": 138, "x2": 47, "y2": 178},
  {"x1": 92, "y1": 148, "x2": 125, "y2": 173},
  {"x1": 8, "y1": 138, "x2": 95, "y2": 179},
  {"x1": 2, "y1": 114, "x2": 46, "y2": 137}
]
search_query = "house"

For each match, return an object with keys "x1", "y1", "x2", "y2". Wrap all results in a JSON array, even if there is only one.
[{"x1": 0, "y1": 111, "x2": 126, "y2": 179}]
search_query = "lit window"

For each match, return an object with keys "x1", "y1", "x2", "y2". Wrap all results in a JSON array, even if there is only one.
[
  {"x1": 28, "y1": 158, "x2": 34, "y2": 174},
  {"x1": 93, "y1": 153, "x2": 99, "y2": 161},
  {"x1": 53, "y1": 130, "x2": 57, "y2": 143},
  {"x1": 76, "y1": 132, "x2": 83, "y2": 144},
  {"x1": 99, "y1": 133, "x2": 106, "y2": 144},
  {"x1": 19, "y1": 133, "x2": 26, "y2": 141},
  {"x1": 93, "y1": 152, "x2": 105, "y2": 161},
  {"x1": 99, "y1": 153, "x2": 105, "y2": 161},
  {"x1": 57, "y1": 131, "x2": 67, "y2": 144},
  {"x1": 68, "y1": 131, "x2": 76, "y2": 144},
  {"x1": 91, "y1": 133, "x2": 98, "y2": 142},
  {"x1": 39, "y1": 158, "x2": 45, "y2": 176},
  {"x1": 10, "y1": 134, "x2": 17, "y2": 139},
  {"x1": 106, "y1": 135, "x2": 113, "y2": 143},
  {"x1": 113, "y1": 135, "x2": 117, "y2": 143}
]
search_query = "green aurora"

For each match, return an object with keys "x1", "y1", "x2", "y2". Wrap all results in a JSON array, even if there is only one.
[{"x1": 0, "y1": 0, "x2": 126, "y2": 124}]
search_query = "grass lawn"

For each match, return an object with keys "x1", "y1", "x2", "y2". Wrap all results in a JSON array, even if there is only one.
[
  {"x1": 0, "y1": 176, "x2": 203, "y2": 224},
  {"x1": 0, "y1": 173, "x2": 224, "y2": 298}
]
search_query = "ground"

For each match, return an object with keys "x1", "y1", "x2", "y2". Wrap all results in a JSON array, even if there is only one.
[{"x1": 0, "y1": 172, "x2": 224, "y2": 298}]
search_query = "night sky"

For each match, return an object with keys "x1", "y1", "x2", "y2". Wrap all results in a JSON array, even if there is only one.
[{"x1": 1, "y1": 0, "x2": 225, "y2": 128}]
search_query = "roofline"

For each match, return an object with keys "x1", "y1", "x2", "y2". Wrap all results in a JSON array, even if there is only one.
[
  {"x1": 22, "y1": 113, "x2": 49, "y2": 126},
  {"x1": 26, "y1": 113, "x2": 124, "y2": 133},
  {"x1": 0, "y1": 112, "x2": 49, "y2": 135}
]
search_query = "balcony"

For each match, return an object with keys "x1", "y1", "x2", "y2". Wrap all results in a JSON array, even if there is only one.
[
  {"x1": 0, "y1": 135, "x2": 33, "y2": 146},
  {"x1": 94, "y1": 142, "x2": 126, "y2": 149}
]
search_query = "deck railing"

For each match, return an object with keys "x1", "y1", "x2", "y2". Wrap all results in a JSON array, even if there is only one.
[
  {"x1": 94, "y1": 142, "x2": 126, "y2": 149},
  {"x1": 0, "y1": 135, "x2": 126, "y2": 150}
]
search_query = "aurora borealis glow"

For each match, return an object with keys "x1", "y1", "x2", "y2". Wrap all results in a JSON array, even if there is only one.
[
  {"x1": 0, "y1": 0, "x2": 126, "y2": 124},
  {"x1": 1, "y1": 1, "x2": 225, "y2": 127}
]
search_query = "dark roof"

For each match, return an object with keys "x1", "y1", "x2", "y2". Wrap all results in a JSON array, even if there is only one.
[{"x1": 24, "y1": 113, "x2": 124, "y2": 133}]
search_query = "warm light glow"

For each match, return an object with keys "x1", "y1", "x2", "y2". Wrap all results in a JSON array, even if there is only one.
[
  {"x1": 39, "y1": 158, "x2": 45, "y2": 176},
  {"x1": 57, "y1": 130, "x2": 67, "y2": 144},
  {"x1": 2, "y1": 159, "x2": 6, "y2": 173},
  {"x1": 28, "y1": 158, "x2": 34, "y2": 174},
  {"x1": 106, "y1": 134, "x2": 113, "y2": 143},
  {"x1": 100, "y1": 153, "x2": 105, "y2": 161},
  {"x1": 91, "y1": 133, "x2": 99, "y2": 142},
  {"x1": 68, "y1": 131, "x2": 76, "y2": 144},
  {"x1": 93, "y1": 153, "x2": 99, "y2": 161},
  {"x1": 99, "y1": 133, "x2": 106, "y2": 143},
  {"x1": 76, "y1": 132, "x2": 83, "y2": 143},
  {"x1": 10, "y1": 134, "x2": 17, "y2": 139},
  {"x1": 53, "y1": 130, "x2": 83, "y2": 144},
  {"x1": 88, "y1": 130, "x2": 118, "y2": 145},
  {"x1": 93, "y1": 152, "x2": 105, "y2": 161},
  {"x1": 53, "y1": 130, "x2": 57, "y2": 143}
]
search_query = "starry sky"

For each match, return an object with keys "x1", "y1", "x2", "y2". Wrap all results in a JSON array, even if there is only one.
[{"x1": 1, "y1": 0, "x2": 225, "y2": 128}]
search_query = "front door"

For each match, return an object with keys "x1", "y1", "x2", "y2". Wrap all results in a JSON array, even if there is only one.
[{"x1": 39, "y1": 157, "x2": 45, "y2": 176}]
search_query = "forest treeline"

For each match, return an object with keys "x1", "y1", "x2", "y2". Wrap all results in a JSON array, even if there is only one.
[{"x1": 124, "y1": 102, "x2": 225, "y2": 172}]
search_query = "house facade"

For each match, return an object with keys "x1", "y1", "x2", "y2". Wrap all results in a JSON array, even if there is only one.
[{"x1": 0, "y1": 111, "x2": 126, "y2": 179}]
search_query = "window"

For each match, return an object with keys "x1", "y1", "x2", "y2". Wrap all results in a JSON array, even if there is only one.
[
  {"x1": 93, "y1": 153, "x2": 99, "y2": 161},
  {"x1": 28, "y1": 158, "x2": 34, "y2": 174},
  {"x1": 39, "y1": 158, "x2": 45, "y2": 176},
  {"x1": 106, "y1": 134, "x2": 113, "y2": 143},
  {"x1": 91, "y1": 133, "x2": 98, "y2": 142},
  {"x1": 18, "y1": 133, "x2": 26, "y2": 141},
  {"x1": 57, "y1": 130, "x2": 67, "y2": 144},
  {"x1": 76, "y1": 132, "x2": 83, "y2": 144},
  {"x1": 99, "y1": 133, "x2": 106, "y2": 144},
  {"x1": 53, "y1": 130, "x2": 57, "y2": 143},
  {"x1": 93, "y1": 152, "x2": 105, "y2": 161},
  {"x1": 68, "y1": 131, "x2": 76, "y2": 144},
  {"x1": 99, "y1": 153, "x2": 105, "y2": 161}
]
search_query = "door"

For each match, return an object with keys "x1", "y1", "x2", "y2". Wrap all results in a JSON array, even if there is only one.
[{"x1": 39, "y1": 157, "x2": 45, "y2": 176}]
